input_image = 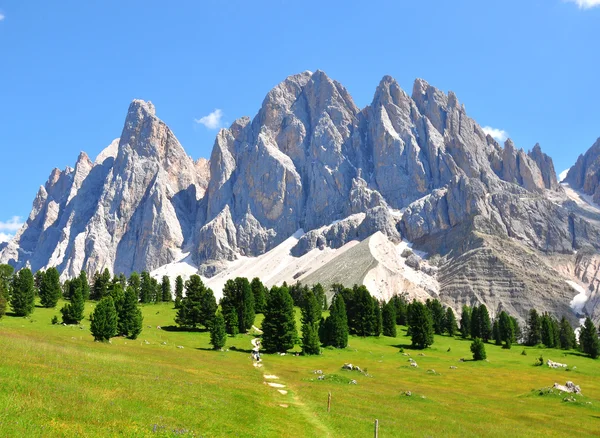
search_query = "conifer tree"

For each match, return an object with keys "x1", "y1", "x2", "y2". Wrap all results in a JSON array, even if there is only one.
[
  {"x1": 300, "y1": 289, "x2": 322, "y2": 355},
  {"x1": 493, "y1": 319, "x2": 502, "y2": 345},
  {"x1": 139, "y1": 271, "x2": 153, "y2": 303},
  {"x1": 175, "y1": 275, "x2": 217, "y2": 329},
  {"x1": 428, "y1": 299, "x2": 445, "y2": 335},
  {"x1": 382, "y1": 300, "x2": 397, "y2": 337},
  {"x1": 470, "y1": 337, "x2": 487, "y2": 361},
  {"x1": 60, "y1": 285, "x2": 85, "y2": 324},
  {"x1": 0, "y1": 264, "x2": 14, "y2": 299},
  {"x1": 579, "y1": 317, "x2": 600, "y2": 359},
  {"x1": 479, "y1": 305, "x2": 492, "y2": 342},
  {"x1": 390, "y1": 294, "x2": 408, "y2": 326},
  {"x1": 311, "y1": 283, "x2": 327, "y2": 310},
  {"x1": 221, "y1": 277, "x2": 255, "y2": 333},
  {"x1": 558, "y1": 316, "x2": 576, "y2": 350},
  {"x1": 79, "y1": 271, "x2": 90, "y2": 301},
  {"x1": 262, "y1": 285, "x2": 297, "y2": 353},
  {"x1": 460, "y1": 305, "x2": 471, "y2": 338},
  {"x1": 223, "y1": 305, "x2": 239, "y2": 336},
  {"x1": 161, "y1": 276, "x2": 172, "y2": 302},
  {"x1": 128, "y1": 272, "x2": 141, "y2": 300},
  {"x1": 321, "y1": 293, "x2": 349, "y2": 348},
  {"x1": 470, "y1": 305, "x2": 481, "y2": 339},
  {"x1": 373, "y1": 298, "x2": 383, "y2": 336},
  {"x1": 541, "y1": 313, "x2": 555, "y2": 348},
  {"x1": 444, "y1": 307, "x2": 458, "y2": 337},
  {"x1": 210, "y1": 311, "x2": 227, "y2": 350},
  {"x1": 498, "y1": 311, "x2": 514, "y2": 349},
  {"x1": 351, "y1": 285, "x2": 374, "y2": 336},
  {"x1": 250, "y1": 277, "x2": 267, "y2": 314},
  {"x1": 408, "y1": 300, "x2": 434, "y2": 349},
  {"x1": 90, "y1": 296, "x2": 118, "y2": 342},
  {"x1": 92, "y1": 269, "x2": 110, "y2": 300},
  {"x1": 526, "y1": 309, "x2": 541, "y2": 346},
  {"x1": 175, "y1": 275, "x2": 184, "y2": 308},
  {"x1": 10, "y1": 268, "x2": 35, "y2": 317},
  {"x1": 0, "y1": 293, "x2": 6, "y2": 319},
  {"x1": 108, "y1": 282, "x2": 126, "y2": 319},
  {"x1": 118, "y1": 286, "x2": 143, "y2": 339},
  {"x1": 39, "y1": 268, "x2": 61, "y2": 308},
  {"x1": 511, "y1": 316, "x2": 523, "y2": 344}
]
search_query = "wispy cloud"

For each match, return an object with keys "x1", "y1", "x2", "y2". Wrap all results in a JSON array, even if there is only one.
[
  {"x1": 0, "y1": 233, "x2": 13, "y2": 243},
  {"x1": 565, "y1": 0, "x2": 600, "y2": 9},
  {"x1": 0, "y1": 13, "x2": 5, "y2": 21},
  {"x1": 0, "y1": 216, "x2": 24, "y2": 233},
  {"x1": 482, "y1": 126, "x2": 509, "y2": 142},
  {"x1": 195, "y1": 109, "x2": 224, "y2": 129}
]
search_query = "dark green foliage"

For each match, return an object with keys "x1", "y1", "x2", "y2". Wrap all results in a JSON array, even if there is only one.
[
  {"x1": 92, "y1": 268, "x2": 111, "y2": 300},
  {"x1": 51, "y1": 315, "x2": 58, "y2": 325},
  {"x1": 390, "y1": 295, "x2": 408, "y2": 326},
  {"x1": 382, "y1": 301, "x2": 397, "y2": 337},
  {"x1": 0, "y1": 264, "x2": 14, "y2": 300},
  {"x1": 250, "y1": 277, "x2": 267, "y2": 314},
  {"x1": 221, "y1": 277, "x2": 255, "y2": 334},
  {"x1": 210, "y1": 311, "x2": 227, "y2": 350},
  {"x1": 373, "y1": 299, "x2": 383, "y2": 337},
  {"x1": 351, "y1": 285, "x2": 374, "y2": 337},
  {"x1": 161, "y1": 276, "x2": 172, "y2": 302},
  {"x1": 90, "y1": 296, "x2": 118, "y2": 342},
  {"x1": 300, "y1": 288, "x2": 322, "y2": 354},
  {"x1": 139, "y1": 271, "x2": 153, "y2": 303},
  {"x1": 175, "y1": 275, "x2": 217, "y2": 329},
  {"x1": 301, "y1": 322, "x2": 320, "y2": 355},
  {"x1": 108, "y1": 282, "x2": 125, "y2": 317},
  {"x1": 0, "y1": 293, "x2": 6, "y2": 318},
  {"x1": 460, "y1": 305, "x2": 471, "y2": 339},
  {"x1": 60, "y1": 285, "x2": 85, "y2": 324},
  {"x1": 34, "y1": 270, "x2": 44, "y2": 294},
  {"x1": 470, "y1": 337, "x2": 487, "y2": 361},
  {"x1": 128, "y1": 272, "x2": 141, "y2": 301},
  {"x1": 150, "y1": 277, "x2": 159, "y2": 303},
  {"x1": 510, "y1": 316, "x2": 522, "y2": 344},
  {"x1": 493, "y1": 319, "x2": 501, "y2": 345},
  {"x1": 541, "y1": 313, "x2": 556, "y2": 348},
  {"x1": 559, "y1": 316, "x2": 576, "y2": 350},
  {"x1": 579, "y1": 317, "x2": 600, "y2": 359},
  {"x1": 289, "y1": 282, "x2": 307, "y2": 307},
  {"x1": 320, "y1": 293, "x2": 348, "y2": 348},
  {"x1": 427, "y1": 299, "x2": 445, "y2": 335},
  {"x1": 526, "y1": 309, "x2": 541, "y2": 346},
  {"x1": 262, "y1": 285, "x2": 297, "y2": 353},
  {"x1": 311, "y1": 283, "x2": 327, "y2": 310},
  {"x1": 479, "y1": 306, "x2": 492, "y2": 342},
  {"x1": 408, "y1": 300, "x2": 434, "y2": 349},
  {"x1": 470, "y1": 305, "x2": 481, "y2": 339},
  {"x1": 79, "y1": 271, "x2": 90, "y2": 301},
  {"x1": 174, "y1": 275, "x2": 184, "y2": 308},
  {"x1": 118, "y1": 286, "x2": 143, "y2": 339},
  {"x1": 10, "y1": 268, "x2": 35, "y2": 316},
  {"x1": 223, "y1": 305, "x2": 239, "y2": 336},
  {"x1": 39, "y1": 268, "x2": 61, "y2": 308},
  {"x1": 498, "y1": 311, "x2": 514, "y2": 349},
  {"x1": 444, "y1": 307, "x2": 458, "y2": 337}
]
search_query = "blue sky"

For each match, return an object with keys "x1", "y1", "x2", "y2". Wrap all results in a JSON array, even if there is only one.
[{"x1": 0, "y1": 0, "x2": 599, "y2": 240}]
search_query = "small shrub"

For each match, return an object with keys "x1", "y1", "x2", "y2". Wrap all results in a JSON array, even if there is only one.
[
  {"x1": 51, "y1": 315, "x2": 59, "y2": 325},
  {"x1": 470, "y1": 337, "x2": 486, "y2": 361},
  {"x1": 534, "y1": 355, "x2": 544, "y2": 366},
  {"x1": 521, "y1": 349, "x2": 527, "y2": 356}
]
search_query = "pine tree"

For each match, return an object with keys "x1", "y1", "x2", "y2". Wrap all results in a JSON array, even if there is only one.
[
  {"x1": 470, "y1": 305, "x2": 481, "y2": 339},
  {"x1": 92, "y1": 270, "x2": 110, "y2": 300},
  {"x1": 175, "y1": 275, "x2": 184, "y2": 308},
  {"x1": 408, "y1": 300, "x2": 435, "y2": 349},
  {"x1": 321, "y1": 293, "x2": 349, "y2": 348},
  {"x1": 301, "y1": 322, "x2": 320, "y2": 355},
  {"x1": 541, "y1": 313, "x2": 555, "y2": 348},
  {"x1": 34, "y1": 270, "x2": 44, "y2": 295},
  {"x1": 526, "y1": 309, "x2": 541, "y2": 346},
  {"x1": 79, "y1": 271, "x2": 90, "y2": 301},
  {"x1": 250, "y1": 277, "x2": 267, "y2": 314},
  {"x1": 0, "y1": 264, "x2": 14, "y2": 299},
  {"x1": 373, "y1": 299, "x2": 383, "y2": 336},
  {"x1": 460, "y1": 305, "x2": 471, "y2": 338},
  {"x1": 139, "y1": 271, "x2": 153, "y2": 303},
  {"x1": 0, "y1": 293, "x2": 6, "y2": 319},
  {"x1": 108, "y1": 282, "x2": 126, "y2": 318},
  {"x1": 60, "y1": 285, "x2": 85, "y2": 324},
  {"x1": 311, "y1": 283, "x2": 327, "y2": 310},
  {"x1": 175, "y1": 275, "x2": 217, "y2": 329},
  {"x1": 300, "y1": 289, "x2": 321, "y2": 355},
  {"x1": 511, "y1": 316, "x2": 523, "y2": 344},
  {"x1": 428, "y1": 299, "x2": 445, "y2": 335},
  {"x1": 221, "y1": 277, "x2": 255, "y2": 334},
  {"x1": 470, "y1": 337, "x2": 487, "y2": 361},
  {"x1": 161, "y1": 276, "x2": 172, "y2": 302},
  {"x1": 444, "y1": 307, "x2": 458, "y2": 337},
  {"x1": 558, "y1": 316, "x2": 576, "y2": 350},
  {"x1": 262, "y1": 285, "x2": 297, "y2": 353},
  {"x1": 10, "y1": 268, "x2": 35, "y2": 317},
  {"x1": 390, "y1": 295, "x2": 408, "y2": 326},
  {"x1": 351, "y1": 285, "x2": 374, "y2": 336},
  {"x1": 90, "y1": 296, "x2": 118, "y2": 342},
  {"x1": 579, "y1": 317, "x2": 600, "y2": 359},
  {"x1": 118, "y1": 286, "x2": 143, "y2": 339},
  {"x1": 150, "y1": 277, "x2": 160, "y2": 303},
  {"x1": 479, "y1": 305, "x2": 492, "y2": 342},
  {"x1": 498, "y1": 311, "x2": 514, "y2": 349},
  {"x1": 223, "y1": 305, "x2": 239, "y2": 336},
  {"x1": 210, "y1": 311, "x2": 227, "y2": 350},
  {"x1": 493, "y1": 319, "x2": 501, "y2": 345},
  {"x1": 39, "y1": 268, "x2": 61, "y2": 308},
  {"x1": 382, "y1": 300, "x2": 397, "y2": 337},
  {"x1": 128, "y1": 272, "x2": 141, "y2": 300}
]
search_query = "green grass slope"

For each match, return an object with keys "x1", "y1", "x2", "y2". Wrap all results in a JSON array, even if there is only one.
[{"x1": 1, "y1": 301, "x2": 599, "y2": 437}]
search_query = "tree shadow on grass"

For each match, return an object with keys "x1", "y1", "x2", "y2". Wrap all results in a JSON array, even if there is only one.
[
  {"x1": 160, "y1": 325, "x2": 208, "y2": 333},
  {"x1": 196, "y1": 346, "x2": 255, "y2": 354},
  {"x1": 563, "y1": 351, "x2": 591, "y2": 358}
]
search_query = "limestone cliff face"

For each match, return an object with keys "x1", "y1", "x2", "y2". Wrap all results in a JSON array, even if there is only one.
[{"x1": 565, "y1": 138, "x2": 600, "y2": 203}]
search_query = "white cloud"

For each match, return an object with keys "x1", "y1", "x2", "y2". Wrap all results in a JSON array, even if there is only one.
[
  {"x1": 194, "y1": 109, "x2": 224, "y2": 129},
  {"x1": 558, "y1": 169, "x2": 570, "y2": 182},
  {"x1": 0, "y1": 13, "x2": 4, "y2": 21},
  {"x1": 0, "y1": 216, "x2": 24, "y2": 233},
  {"x1": 566, "y1": 0, "x2": 600, "y2": 9},
  {"x1": 0, "y1": 233, "x2": 12, "y2": 243},
  {"x1": 482, "y1": 126, "x2": 509, "y2": 143}
]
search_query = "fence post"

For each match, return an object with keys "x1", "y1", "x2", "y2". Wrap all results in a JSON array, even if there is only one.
[
  {"x1": 374, "y1": 419, "x2": 379, "y2": 438},
  {"x1": 327, "y1": 392, "x2": 331, "y2": 413}
]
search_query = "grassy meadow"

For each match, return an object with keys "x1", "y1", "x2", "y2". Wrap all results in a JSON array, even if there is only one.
[{"x1": 1, "y1": 300, "x2": 599, "y2": 437}]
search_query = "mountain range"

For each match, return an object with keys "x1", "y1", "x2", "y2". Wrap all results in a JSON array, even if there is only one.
[{"x1": 2, "y1": 70, "x2": 600, "y2": 324}]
